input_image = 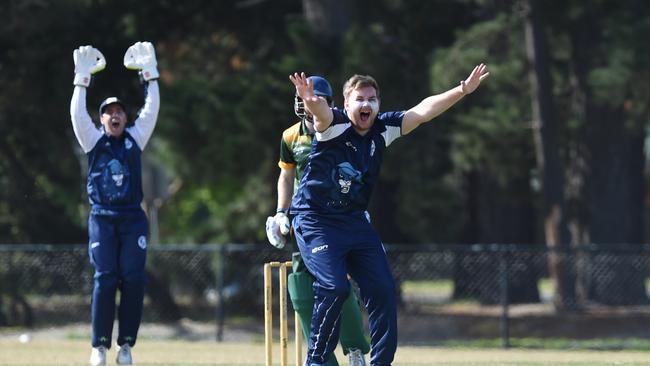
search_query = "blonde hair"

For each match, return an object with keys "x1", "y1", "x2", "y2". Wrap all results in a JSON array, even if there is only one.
[{"x1": 342, "y1": 74, "x2": 380, "y2": 100}]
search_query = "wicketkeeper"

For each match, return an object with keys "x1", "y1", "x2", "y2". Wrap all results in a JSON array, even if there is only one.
[{"x1": 70, "y1": 42, "x2": 160, "y2": 366}]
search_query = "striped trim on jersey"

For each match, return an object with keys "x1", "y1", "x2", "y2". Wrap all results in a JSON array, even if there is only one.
[
  {"x1": 290, "y1": 108, "x2": 405, "y2": 214},
  {"x1": 315, "y1": 109, "x2": 402, "y2": 145}
]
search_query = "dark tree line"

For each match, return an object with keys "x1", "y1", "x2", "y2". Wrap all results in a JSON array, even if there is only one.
[{"x1": 1, "y1": 0, "x2": 649, "y2": 311}]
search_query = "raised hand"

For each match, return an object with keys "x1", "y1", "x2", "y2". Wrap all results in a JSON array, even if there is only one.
[
  {"x1": 460, "y1": 63, "x2": 489, "y2": 95},
  {"x1": 72, "y1": 45, "x2": 106, "y2": 87},
  {"x1": 123, "y1": 41, "x2": 159, "y2": 81},
  {"x1": 289, "y1": 72, "x2": 318, "y2": 103}
]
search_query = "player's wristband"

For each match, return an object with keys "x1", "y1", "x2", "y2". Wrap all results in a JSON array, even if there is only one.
[{"x1": 276, "y1": 208, "x2": 288, "y2": 214}]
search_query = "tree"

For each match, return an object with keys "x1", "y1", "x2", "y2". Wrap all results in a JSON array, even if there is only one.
[
  {"x1": 522, "y1": 0, "x2": 576, "y2": 311},
  {"x1": 431, "y1": 13, "x2": 541, "y2": 304},
  {"x1": 560, "y1": 1, "x2": 649, "y2": 305},
  {"x1": 340, "y1": 1, "x2": 479, "y2": 243}
]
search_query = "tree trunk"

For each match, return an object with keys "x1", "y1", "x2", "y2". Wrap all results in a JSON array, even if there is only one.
[
  {"x1": 585, "y1": 105, "x2": 647, "y2": 304},
  {"x1": 453, "y1": 170, "x2": 540, "y2": 304},
  {"x1": 567, "y1": 4, "x2": 648, "y2": 305},
  {"x1": 302, "y1": 0, "x2": 349, "y2": 37},
  {"x1": 523, "y1": 0, "x2": 576, "y2": 311}
]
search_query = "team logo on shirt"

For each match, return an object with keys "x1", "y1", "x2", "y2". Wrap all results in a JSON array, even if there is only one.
[
  {"x1": 138, "y1": 235, "x2": 147, "y2": 249},
  {"x1": 326, "y1": 162, "x2": 364, "y2": 209},
  {"x1": 108, "y1": 159, "x2": 125, "y2": 187},
  {"x1": 125, "y1": 139, "x2": 133, "y2": 150},
  {"x1": 334, "y1": 162, "x2": 362, "y2": 194},
  {"x1": 370, "y1": 140, "x2": 376, "y2": 157}
]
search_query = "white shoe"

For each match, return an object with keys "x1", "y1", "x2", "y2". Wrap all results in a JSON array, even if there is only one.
[
  {"x1": 89, "y1": 346, "x2": 107, "y2": 366},
  {"x1": 116, "y1": 343, "x2": 133, "y2": 365},
  {"x1": 348, "y1": 348, "x2": 366, "y2": 366}
]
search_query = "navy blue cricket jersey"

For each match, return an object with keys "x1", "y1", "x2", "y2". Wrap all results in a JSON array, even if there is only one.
[
  {"x1": 86, "y1": 132, "x2": 144, "y2": 212},
  {"x1": 291, "y1": 107, "x2": 404, "y2": 215},
  {"x1": 71, "y1": 82, "x2": 160, "y2": 215}
]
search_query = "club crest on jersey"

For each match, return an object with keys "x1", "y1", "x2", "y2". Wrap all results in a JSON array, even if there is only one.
[
  {"x1": 333, "y1": 162, "x2": 362, "y2": 194},
  {"x1": 339, "y1": 179, "x2": 352, "y2": 193},
  {"x1": 370, "y1": 140, "x2": 376, "y2": 156},
  {"x1": 108, "y1": 159, "x2": 125, "y2": 187},
  {"x1": 125, "y1": 139, "x2": 133, "y2": 150},
  {"x1": 345, "y1": 141, "x2": 358, "y2": 152},
  {"x1": 138, "y1": 235, "x2": 147, "y2": 249}
]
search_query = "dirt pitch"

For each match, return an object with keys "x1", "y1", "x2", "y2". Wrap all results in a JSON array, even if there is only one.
[{"x1": 1, "y1": 339, "x2": 649, "y2": 366}]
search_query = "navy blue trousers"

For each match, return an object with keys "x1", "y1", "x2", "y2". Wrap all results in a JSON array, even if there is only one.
[
  {"x1": 293, "y1": 212, "x2": 397, "y2": 366},
  {"x1": 88, "y1": 210, "x2": 148, "y2": 348}
]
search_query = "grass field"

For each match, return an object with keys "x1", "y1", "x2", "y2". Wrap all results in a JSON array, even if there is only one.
[{"x1": 1, "y1": 339, "x2": 649, "y2": 366}]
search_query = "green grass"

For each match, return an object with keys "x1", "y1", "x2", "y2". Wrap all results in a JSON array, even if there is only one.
[
  {"x1": 1, "y1": 339, "x2": 649, "y2": 365},
  {"x1": 401, "y1": 278, "x2": 555, "y2": 301},
  {"x1": 402, "y1": 279, "x2": 454, "y2": 293},
  {"x1": 402, "y1": 278, "x2": 650, "y2": 302},
  {"x1": 442, "y1": 337, "x2": 650, "y2": 351}
]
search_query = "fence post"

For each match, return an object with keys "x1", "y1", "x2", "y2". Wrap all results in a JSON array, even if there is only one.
[
  {"x1": 216, "y1": 245, "x2": 226, "y2": 342},
  {"x1": 499, "y1": 245, "x2": 510, "y2": 349}
]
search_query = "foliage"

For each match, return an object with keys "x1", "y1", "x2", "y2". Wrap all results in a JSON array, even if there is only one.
[
  {"x1": 1, "y1": 0, "x2": 650, "y2": 249},
  {"x1": 432, "y1": 14, "x2": 533, "y2": 183}
]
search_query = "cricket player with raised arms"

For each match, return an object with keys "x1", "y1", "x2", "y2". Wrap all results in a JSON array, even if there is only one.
[
  {"x1": 288, "y1": 63, "x2": 489, "y2": 366},
  {"x1": 70, "y1": 41, "x2": 160, "y2": 366},
  {"x1": 266, "y1": 75, "x2": 370, "y2": 366}
]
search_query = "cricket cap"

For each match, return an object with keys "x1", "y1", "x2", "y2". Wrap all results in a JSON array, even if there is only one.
[{"x1": 99, "y1": 97, "x2": 127, "y2": 116}]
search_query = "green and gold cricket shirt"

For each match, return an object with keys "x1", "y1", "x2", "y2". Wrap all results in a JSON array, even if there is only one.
[{"x1": 278, "y1": 120, "x2": 313, "y2": 190}]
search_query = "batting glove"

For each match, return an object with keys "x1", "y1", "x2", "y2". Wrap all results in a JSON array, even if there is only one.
[
  {"x1": 265, "y1": 213, "x2": 290, "y2": 249},
  {"x1": 123, "y1": 41, "x2": 159, "y2": 81},
  {"x1": 72, "y1": 45, "x2": 106, "y2": 87}
]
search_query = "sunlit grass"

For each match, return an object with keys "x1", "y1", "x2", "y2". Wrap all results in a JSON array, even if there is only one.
[
  {"x1": 401, "y1": 279, "x2": 453, "y2": 295},
  {"x1": 1, "y1": 339, "x2": 649, "y2": 365},
  {"x1": 402, "y1": 278, "x2": 650, "y2": 302},
  {"x1": 442, "y1": 337, "x2": 650, "y2": 351}
]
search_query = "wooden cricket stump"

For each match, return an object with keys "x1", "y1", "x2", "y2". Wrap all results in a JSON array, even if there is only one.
[{"x1": 264, "y1": 261, "x2": 303, "y2": 366}]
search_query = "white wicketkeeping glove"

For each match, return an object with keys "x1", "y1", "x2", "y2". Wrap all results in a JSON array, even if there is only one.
[
  {"x1": 265, "y1": 213, "x2": 290, "y2": 249},
  {"x1": 123, "y1": 41, "x2": 159, "y2": 81},
  {"x1": 72, "y1": 45, "x2": 106, "y2": 87}
]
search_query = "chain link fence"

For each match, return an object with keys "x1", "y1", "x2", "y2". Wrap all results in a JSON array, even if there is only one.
[{"x1": 1, "y1": 243, "x2": 650, "y2": 345}]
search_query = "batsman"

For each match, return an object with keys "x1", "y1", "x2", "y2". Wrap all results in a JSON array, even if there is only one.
[
  {"x1": 266, "y1": 76, "x2": 370, "y2": 366},
  {"x1": 70, "y1": 42, "x2": 160, "y2": 366}
]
